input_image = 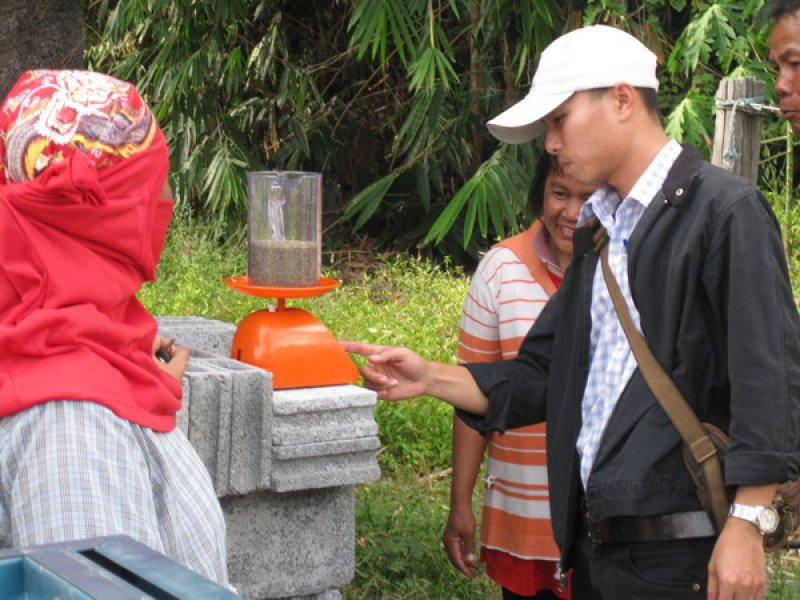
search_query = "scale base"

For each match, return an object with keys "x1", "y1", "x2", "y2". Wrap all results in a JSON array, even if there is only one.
[{"x1": 230, "y1": 307, "x2": 359, "y2": 390}]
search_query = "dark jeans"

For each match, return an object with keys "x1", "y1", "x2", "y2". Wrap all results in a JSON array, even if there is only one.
[{"x1": 570, "y1": 517, "x2": 715, "y2": 599}]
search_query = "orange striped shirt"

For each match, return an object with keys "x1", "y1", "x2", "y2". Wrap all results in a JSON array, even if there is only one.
[{"x1": 458, "y1": 220, "x2": 560, "y2": 561}]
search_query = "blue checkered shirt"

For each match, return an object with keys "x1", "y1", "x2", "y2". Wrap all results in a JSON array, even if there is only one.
[{"x1": 575, "y1": 140, "x2": 682, "y2": 488}]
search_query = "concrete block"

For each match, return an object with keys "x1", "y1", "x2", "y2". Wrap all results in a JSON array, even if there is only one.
[
  {"x1": 271, "y1": 385, "x2": 378, "y2": 413},
  {"x1": 270, "y1": 450, "x2": 381, "y2": 492},
  {"x1": 270, "y1": 438, "x2": 381, "y2": 491},
  {"x1": 202, "y1": 355, "x2": 273, "y2": 494},
  {"x1": 271, "y1": 437, "x2": 380, "y2": 461},
  {"x1": 269, "y1": 385, "x2": 381, "y2": 490},
  {"x1": 159, "y1": 317, "x2": 380, "y2": 598},
  {"x1": 272, "y1": 385, "x2": 378, "y2": 446},
  {"x1": 179, "y1": 351, "x2": 273, "y2": 497},
  {"x1": 283, "y1": 591, "x2": 342, "y2": 600},
  {"x1": 182, "y1": 360, "x2": 233, "y2": 496},
  {"x1": 221, "y1": 487, "x2": 355, "y2": 600},
  {"x1": 271, "y1": 408, "x2": 378, "y2": 446}
]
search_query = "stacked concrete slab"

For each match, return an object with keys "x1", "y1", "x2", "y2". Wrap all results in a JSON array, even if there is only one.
[
  {"x1": 271, "y1": 386, "x2": 380, "y2": 492},
  {"x1": 156, "y1": 316, "x2": 381, "y2": 600}
]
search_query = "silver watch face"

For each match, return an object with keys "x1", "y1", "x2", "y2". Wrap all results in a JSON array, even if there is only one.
[{"x1": 756, "y1": 507, "x2": 780, "y2": 534}]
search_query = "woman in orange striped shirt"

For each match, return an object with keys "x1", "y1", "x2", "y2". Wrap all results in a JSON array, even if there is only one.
[{"x1": 442, "y1": 154, "x2": 594, "y2": 600}]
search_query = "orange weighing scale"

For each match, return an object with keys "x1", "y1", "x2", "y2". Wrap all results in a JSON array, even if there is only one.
[{"x1": 225, "y1": 275, "x2": 359, "y2": 389}]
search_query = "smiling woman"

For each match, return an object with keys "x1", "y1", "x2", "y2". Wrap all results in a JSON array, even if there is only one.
[
  {"x1": 442, "y1": 152, "x2": 594, "y2": 600},
  {"x1": 539, "y1": 163, "x2": 594, "y2": 272}
]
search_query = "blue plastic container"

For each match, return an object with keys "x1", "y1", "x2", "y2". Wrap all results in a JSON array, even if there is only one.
[{"x1": 0, "y1": 535, "x2": 242, "y2": 599}]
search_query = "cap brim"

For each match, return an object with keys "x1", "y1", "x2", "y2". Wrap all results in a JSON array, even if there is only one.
[{"x1": 486, "y1": 90, "x2": 573, "y2": 144}]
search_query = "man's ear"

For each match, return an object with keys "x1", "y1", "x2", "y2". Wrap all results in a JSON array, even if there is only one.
[{"x1": 611, "y1": 83, "x2": 637, "y2": 122}]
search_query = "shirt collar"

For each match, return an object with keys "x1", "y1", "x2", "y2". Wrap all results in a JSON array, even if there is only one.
[
  {"x1": 532, "y1": 220, "x2": 566, "y2": 278},
  {"x1": 578, "y1": 140, "x2": 683, "y2": 226}
]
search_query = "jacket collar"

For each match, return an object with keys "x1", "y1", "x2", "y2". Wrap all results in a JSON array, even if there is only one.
[
  {"x1": 573, "y1": 143, "x2": 704, "y2": 256},
  {"x1": 661, "y1": 144, "x2": 703, "y2": 207}
]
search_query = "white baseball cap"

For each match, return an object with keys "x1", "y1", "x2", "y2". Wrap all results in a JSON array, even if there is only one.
[{"x1": 487, "y1": 25, "x2": 659, "y2": 144}]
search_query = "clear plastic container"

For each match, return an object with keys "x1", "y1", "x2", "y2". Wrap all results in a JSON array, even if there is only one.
[{"x1": 247, "y1": 171, "x2": 322, "y2": 287}]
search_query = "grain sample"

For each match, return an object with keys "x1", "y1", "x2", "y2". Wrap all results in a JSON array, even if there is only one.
[{"x1": 249, "y1": 239, "x2": 319, "y2": 287}]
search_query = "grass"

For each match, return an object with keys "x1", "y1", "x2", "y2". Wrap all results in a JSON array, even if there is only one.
[
  {"x1": 140, "y1": 214, "x2": 800, "y2": 599},
  {"x1": 350, "y1": 468, "x2": 501, "y2": 600}
]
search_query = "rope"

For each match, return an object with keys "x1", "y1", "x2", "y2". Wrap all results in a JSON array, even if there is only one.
[
  {"x1": 714, "y1": 97, "x2": 781, "y2": 116},
  {"x1": 715, "y1": 97, "x2": 780, "y2": 168}
]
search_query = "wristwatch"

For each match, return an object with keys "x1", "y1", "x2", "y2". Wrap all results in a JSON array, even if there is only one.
[{"x1": 728, "y1": 503, "x2": 780, "y2": 535}]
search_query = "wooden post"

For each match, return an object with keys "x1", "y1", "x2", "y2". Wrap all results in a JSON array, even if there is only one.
[{"x1": 711, "y1": 77, "x2": 766, "y2": 185}]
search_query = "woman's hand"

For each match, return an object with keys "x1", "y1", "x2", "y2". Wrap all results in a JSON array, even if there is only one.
[{"x1": 152, "y1": 335, "x2": 190, "y2": 381}]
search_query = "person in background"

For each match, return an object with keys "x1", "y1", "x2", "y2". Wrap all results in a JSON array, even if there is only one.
[
  {"x1": 0, "y1": 70, "x2": 228, "y2": 585},
  {"x1": 443, "y1": 152, "x2": 593, "y2": 600},
  {"x1": 763, "y1": 0, "x2": 800, "y2": 136},
  {"x1": 343, "y1": 25, "x2": 800, "y2": 599}
]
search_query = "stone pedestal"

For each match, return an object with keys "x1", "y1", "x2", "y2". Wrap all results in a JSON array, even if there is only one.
[
  {"x1": 222, "y1": 487, "x2": 354, "y2": 599},
  {"x1": 157, "y1": 317, "x2": 380, "y2": 600}
]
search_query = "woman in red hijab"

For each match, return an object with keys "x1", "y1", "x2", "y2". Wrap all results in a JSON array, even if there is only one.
[{"x1": 0, "y1": 70, "x2": 228, "y2": 584}]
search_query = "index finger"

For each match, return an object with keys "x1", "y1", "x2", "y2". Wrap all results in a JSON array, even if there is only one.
[{"x1": 340, "y1": 340, "x2": 382, "y2": 356}]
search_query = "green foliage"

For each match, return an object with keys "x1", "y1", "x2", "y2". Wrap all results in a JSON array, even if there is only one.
[
  {"x1": 86, "y1": 0, "x2": 357, "y2": 238},
  {"x1": 426, "y1": 143, "x2": 536, "y2": 247},
  {"x1": 768, "y1": 552, "x2": 800, "y2": 599},
  {"x1": 136, "y1": 209, "x2": 254, "y2": 322},
  {"x1": 664, "y1": 90, "x2": 713, "y2": 149},
  {"x1": 348, "y1": 0, "x2": 421, "y2": 67},
  {"x1": 760, "y1": 126, "x2": 800, "y2": 296},
  {"x1": 87, "y1": 0, "x2": 787, "y2": 259},
  {"x1": 346, "y1": 471, "x2": 499, "y2": 599},
  {"x1": 343, "y1": 173, "x2": 400, "y2": 231},
  {"x1": 670, "y1": 4, "x2": 740, "y2": 77}
]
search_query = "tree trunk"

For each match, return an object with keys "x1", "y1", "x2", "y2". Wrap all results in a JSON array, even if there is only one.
[{"x1": 0, "y1": 0, "x2": 84, "y2": 99}]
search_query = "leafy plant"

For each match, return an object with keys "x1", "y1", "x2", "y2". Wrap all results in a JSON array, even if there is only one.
[{"x1": 88, "y1": 0, "x2": 791, "y2": 260}]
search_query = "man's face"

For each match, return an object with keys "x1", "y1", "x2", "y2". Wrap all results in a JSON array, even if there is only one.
[
  {"x1": 541, "y1": 91, "x2": 615, "y2": 189},
  {"x1": 769, "y1": 11, "x2": 800, "y2": 135}
]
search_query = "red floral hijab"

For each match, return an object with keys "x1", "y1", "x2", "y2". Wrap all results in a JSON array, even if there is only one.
[{"x1": 0, "y1": 70, "x2": 180, "y2": 432}]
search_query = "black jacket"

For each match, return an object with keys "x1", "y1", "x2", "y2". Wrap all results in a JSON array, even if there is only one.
[{"x1": 460, "y1": 145, "x2": 800, "y2": 568}]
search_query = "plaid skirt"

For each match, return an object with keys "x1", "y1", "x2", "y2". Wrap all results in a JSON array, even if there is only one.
[{"x1": 0, "y1": 400, "x2": 228, "y2": 585}]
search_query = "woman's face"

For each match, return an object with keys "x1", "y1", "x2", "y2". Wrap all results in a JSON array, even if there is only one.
[{"x1": 541, "y1": 171, "x2": 595, "y2": 267}]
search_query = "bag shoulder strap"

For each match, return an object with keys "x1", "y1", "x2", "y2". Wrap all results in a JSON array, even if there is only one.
[{"x1": 592, "y1": 223, "x2": 729, "y2": 531}]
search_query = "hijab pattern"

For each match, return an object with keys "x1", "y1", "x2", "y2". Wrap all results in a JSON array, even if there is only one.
[{"x1": 0, "y1": 70, "x2": 157, "y2": 184}]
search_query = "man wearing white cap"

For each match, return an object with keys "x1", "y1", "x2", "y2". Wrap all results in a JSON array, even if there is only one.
[{"x1": 343, "y1": 24, "x2": 800, "y2": 599}]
